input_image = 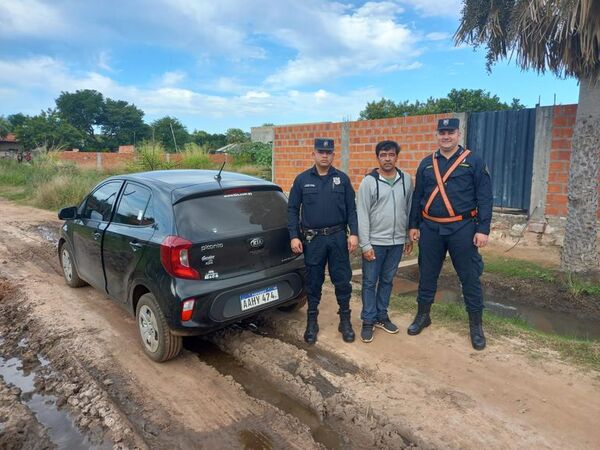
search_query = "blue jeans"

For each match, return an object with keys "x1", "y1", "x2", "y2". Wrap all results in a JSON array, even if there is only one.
[{"x1": 361, "y1": 244, "x2": 404, "y2": 324}]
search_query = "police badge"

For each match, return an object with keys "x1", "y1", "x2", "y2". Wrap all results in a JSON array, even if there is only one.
[{"x1": 333, "y1": 177, "x2": 341, "y2": 185}]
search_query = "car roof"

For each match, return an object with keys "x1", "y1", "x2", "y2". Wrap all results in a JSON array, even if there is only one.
[{"x1": 105, "y1": 169, "x2": 280, "y2": 199}]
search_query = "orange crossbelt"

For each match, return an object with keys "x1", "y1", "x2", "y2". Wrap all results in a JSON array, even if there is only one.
[
  {"x1": 423, "y1": 149, "x2": 471, "y2": 217},
  {"x1": 422, "y1": 210, "x2": 476, "y2": 223}
]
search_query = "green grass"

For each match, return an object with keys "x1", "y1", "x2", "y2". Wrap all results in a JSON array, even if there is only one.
[
  {"x1": 483, "y1": 254, "x2": 600, "y2": 297},
  {"x1": 0, "y1": 153, "x2": 271, "y2": 211},
  {"x1": 390, "y1": 294, "x2": 600, "y2": 371},
  {"x1": 484, "y1": 255, "x2": 556, "y2": 282}
]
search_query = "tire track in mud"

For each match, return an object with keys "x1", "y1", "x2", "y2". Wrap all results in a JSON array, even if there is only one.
[
  {"x1": 4, "y1": 206, "x2": 600, "y2": 449},
  {"x1": 0, "y1": 218, "x2": 324, "y2": 449},
  {"x1": 195, "y1": 323, "x2": 419, "y2": 450},
  {"x1": 0, "y1": 278, "x2": 144, "y2": 449},
  {"x1": 2, "y1": 217, "x2": 417, "y2": 449}
]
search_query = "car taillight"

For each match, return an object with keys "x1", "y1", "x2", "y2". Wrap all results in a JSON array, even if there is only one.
[
  {"x1": 160, "y1": 236, "x2": 200, "y2": 279},
  {"x1": 181, "y1": 298, "x2": 195, "y2": 321}
]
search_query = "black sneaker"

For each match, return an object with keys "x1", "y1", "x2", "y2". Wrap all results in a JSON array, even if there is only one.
[
  {"x1": 375, "y1": 317, "x2": 399, "y2": 334},
  {"x1": 360, "y1": 323, "x2": 374, "y2": 343}
]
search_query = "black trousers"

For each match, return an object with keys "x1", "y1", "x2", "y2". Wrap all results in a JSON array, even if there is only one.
[
  {"x1": 417, "y1": 220, "x2": 484, "y2": 313},
  {"x1": 303, "y1": 231, "x2": 352, "y2": 312}
]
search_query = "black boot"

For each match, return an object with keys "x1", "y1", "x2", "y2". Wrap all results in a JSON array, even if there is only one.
[
  {"x1": 407, "y1": 303, "x2": 432, "y2": 335},
  {"x1": 304, "y1": 310, "x2": 319, "y2": 344},
  {"x1": 468, "y1": 311, "x2": 486, "y2": 350},
  {"x1": 338, "y1": 309, "x2": 355, "y2": 343}
]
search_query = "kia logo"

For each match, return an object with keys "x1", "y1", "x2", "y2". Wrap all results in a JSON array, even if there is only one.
[{"x1": 249, "y1": 237, "x2": 264, "y2": 249}]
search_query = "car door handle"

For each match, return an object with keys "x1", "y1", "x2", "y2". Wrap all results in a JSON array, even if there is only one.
[
  {"x1": 129, "y1": 241, "x2": 143, "y2": 251},
  {"x1": 93, "y1": 232, "x2": 101, "y2": 241}
]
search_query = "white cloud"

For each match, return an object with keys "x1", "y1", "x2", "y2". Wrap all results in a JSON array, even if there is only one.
[
  {"x1": 394, "y1": 0, "x2": 462, "y2": 18},
  {"x1": 426, "y1": 32, "x2": 451, "y2": 41},
  {"x1": 96, "y1": 51, "x2": 113, "y2": 72},
  {"x1": 0, "y1": 0, "x2": 65, "y2": 37},
  {"x1": 265, "y1": 1, "x2": 420, "y2": 87},
  {"x1": 0, "y1": 55, "x2": 379, "y2": 127},
  {"x1": 243, "y1": 91, "x2": 271, "y2": 100},
  {"x1": 161, "y1": 71, "x2": 186, "y2": 86}
]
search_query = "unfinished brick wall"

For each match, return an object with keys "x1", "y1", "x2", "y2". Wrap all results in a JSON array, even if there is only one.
[
  {"x1": 546, "y1": 105, "x2": 600, "y2": 218},
  {"x1": 273, "y1": 113, "x2": 452, "y2": 192},
  {"x1": 273, "y1": 105, "x2": 599, "y2": 221}
]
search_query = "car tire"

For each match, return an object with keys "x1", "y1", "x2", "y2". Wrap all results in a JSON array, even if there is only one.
[
  {"x1": 136, "y1": 293, "x2": 182, "y2": 362},
  {"x1": 277, "y1": 294, "x2": 307, "y2": 313},
  {"x1": 59, "y1": 242, "x2": 87, "y2": 288}
]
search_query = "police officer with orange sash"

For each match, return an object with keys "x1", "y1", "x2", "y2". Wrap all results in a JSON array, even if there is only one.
[{"x1": 407, "y1": 118, "x2": 492, "y2": 350}]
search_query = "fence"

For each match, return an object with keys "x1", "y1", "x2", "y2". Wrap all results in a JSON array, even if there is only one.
[{"x1": 268, "y1": 104, "x2": 599, "y2": 221}]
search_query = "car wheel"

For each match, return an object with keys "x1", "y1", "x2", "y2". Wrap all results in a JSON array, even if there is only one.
[
  {"x1": 59, "y1": 242, "x2": 87, "y2": 288},
  {"x1": 136, "y1": 293, "x2": 182, "y2": 362},
  {"x1": 277, "y1": 295, "x2": 307, "y2": 313}
]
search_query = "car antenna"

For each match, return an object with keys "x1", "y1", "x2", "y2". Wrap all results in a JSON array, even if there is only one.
[{"x1": 215, "y1": 161, "x2": 226, "y2": 182}]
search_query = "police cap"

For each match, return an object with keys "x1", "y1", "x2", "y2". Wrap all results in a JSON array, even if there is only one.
[
  {"x1": 314, "y1": 138, "x2": 334, "y2": 152},
  {"x1": 437, "y1": 118, "x2": 460, "y2": 131}
]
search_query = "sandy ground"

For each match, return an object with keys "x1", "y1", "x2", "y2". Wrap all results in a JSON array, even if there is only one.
[{"x1": 0, "y1": 198, "x2": 599, "y2": 449}]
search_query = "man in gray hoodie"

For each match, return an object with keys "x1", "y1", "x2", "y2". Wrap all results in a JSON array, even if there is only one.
[{"x1": 357, "y1": 140, "x2": 413, "y2": 343}]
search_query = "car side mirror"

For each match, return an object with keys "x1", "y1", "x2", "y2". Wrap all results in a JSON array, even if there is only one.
[{"x1": 58, "y1": 206, "x2": 78, "y2": 220}]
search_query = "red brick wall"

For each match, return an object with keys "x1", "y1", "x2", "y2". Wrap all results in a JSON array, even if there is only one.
[
  {"x1": 274, "y1": 113, "x2": 451, "y2": 192},
  {"x1": 274, "y1": 106, "x2": 599, "y2": 220},
  {"x1": 546, "y1": 105, "x2": 600, "y2": 218},
  {"x1": 273, "y1": 122, "x2": 343, "y2": 190}
]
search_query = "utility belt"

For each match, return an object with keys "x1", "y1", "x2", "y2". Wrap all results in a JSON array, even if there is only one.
[
  {"x1": 302, "y1": 224, "x2": 346, "y2": 242},
  {"x1": 422, "y1": 209, "x2": 477, "y2": 224}
]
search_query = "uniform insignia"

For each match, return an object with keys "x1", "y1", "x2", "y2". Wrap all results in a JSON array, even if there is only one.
[
  {"x1": 443, "y1": 119, "x2": 449, "y2": 126},
  {"x1": 333, "y1": 177, "x2": 341, "y2": 185}
]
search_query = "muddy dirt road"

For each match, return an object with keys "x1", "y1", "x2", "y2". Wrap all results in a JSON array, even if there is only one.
[{"x1": 0, "y1": 198, "x2": 599, "y2": 449}]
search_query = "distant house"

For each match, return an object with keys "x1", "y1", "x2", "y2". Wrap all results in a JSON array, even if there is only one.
[{"x1": 0, "y1": 133, "x2": 24, "y2": 158}]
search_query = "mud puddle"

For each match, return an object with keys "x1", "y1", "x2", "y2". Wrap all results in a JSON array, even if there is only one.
[
  {"x1": 0, "y1": 353, "x2": 110, "y2": 449},
  {"x1": 185, "y1": 338, "x2": 343, "y2": 449},
  {"x1": 380, "y1": 276, "x2": 600, "y2": 341}
]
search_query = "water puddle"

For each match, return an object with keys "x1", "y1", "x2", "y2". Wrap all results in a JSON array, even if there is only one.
[
  {"x1": 36, "y1": 225, "x2": 59, "y2": 245},
  {"x1": 0, "y1": 354, "x2": 109, "y2": 449},
  {"x1": 185, "y1": 339, "x2": 343, "y2": 449},
  {"x1": 376, "y1": 276, "x2": 600, "y2": 341}
]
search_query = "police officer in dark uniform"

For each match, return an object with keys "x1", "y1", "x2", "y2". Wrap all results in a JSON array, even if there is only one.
[
  {"x1": 288, "y1": 138, "x2": 359, "y2": 344},
  {"x1": 408, "y1": 118, "x2": 493, "y2": 350}
]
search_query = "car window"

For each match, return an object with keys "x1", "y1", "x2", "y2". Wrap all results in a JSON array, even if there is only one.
[
  {"x1": 81, "y1": 181, "x2": 122, "y2": 222},
  {"x1": 114, "y1": 183, "x2": 154, "y2": 226},
  {"x1": 174, "y1": 189, "x2": 287, "y2": 241}
]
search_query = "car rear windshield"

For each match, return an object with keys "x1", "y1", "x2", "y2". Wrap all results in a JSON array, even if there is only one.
[{"x1": 174, "y1": 189, "x2": 288, "y2": 241}]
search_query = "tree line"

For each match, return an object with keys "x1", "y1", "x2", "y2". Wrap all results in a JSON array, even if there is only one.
[
  {"x1": 0, "y1": 89, "x2": 250, "y2": 152},
  {"x1": 359, "y1": 88, "x2": 525, "y2": 120}
]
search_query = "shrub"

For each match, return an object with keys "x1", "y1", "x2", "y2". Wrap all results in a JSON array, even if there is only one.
[
  {"x1": 178, "y1": 143, "x2": 215, "y2": 169},
  {"x1": 127, "y1": 141, "x2": 174, "y2": 172},
  {"x1": 229, "y1": 142, "x2": 272, "y2": 167}
]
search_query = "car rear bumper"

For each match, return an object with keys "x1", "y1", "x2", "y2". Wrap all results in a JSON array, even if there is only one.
[{"x1": 166, "y1": 265, "x2": 306, "y2": 336}]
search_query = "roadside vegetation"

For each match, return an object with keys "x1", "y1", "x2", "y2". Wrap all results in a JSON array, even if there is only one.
[
  {"x1": 390, "y1": 294, "x2": 600, "y2": 371},
  {"x1": 0, "y1": 142, "x2": 272, "y2": 211},
  {"x1": 484, "y1": 254, "x2": 600, "y2": 296}
]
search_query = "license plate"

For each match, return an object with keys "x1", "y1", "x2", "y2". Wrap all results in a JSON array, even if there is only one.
[{"x1": 240, "y1": 286, "x2": 279, "y2": 311}]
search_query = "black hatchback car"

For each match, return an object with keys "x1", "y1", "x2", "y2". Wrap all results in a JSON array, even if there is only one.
[{"x1": 58, "y1": 170, "x2": 306, "y2": 362}]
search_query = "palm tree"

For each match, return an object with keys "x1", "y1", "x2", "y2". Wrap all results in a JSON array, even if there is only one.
[{"x1": 455, "y1": 0, "x2": 600, "y2": 274}]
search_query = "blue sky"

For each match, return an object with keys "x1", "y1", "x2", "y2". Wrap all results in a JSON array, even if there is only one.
[{"x1": 0, "y1": 0, "x2": 579, "y2": 134}]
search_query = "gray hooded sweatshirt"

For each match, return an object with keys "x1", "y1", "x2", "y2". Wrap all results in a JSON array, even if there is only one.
[{"x1": 357, "y1": 168, "x2": 414, "y2": 252}]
